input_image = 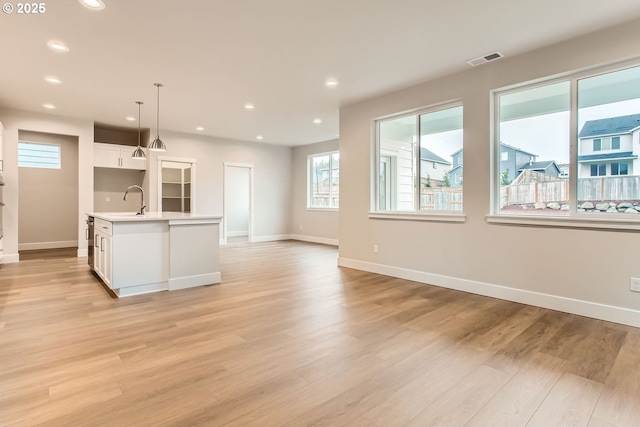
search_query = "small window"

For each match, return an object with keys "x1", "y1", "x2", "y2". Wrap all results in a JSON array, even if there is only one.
[
  {"x1": 590, "y1": 164, "x2": 606, "y2": 176},
  {"x1": 612, "y1": 136, "x2": 620, "y2": 150},
  {"x1": 620, "y1": 163, "x2": 629, "y2": 175},
  {"x1": 18, "y1": 141, "x2": 61, "y2": 169},
  {"x1": 593, "y1": 139, "x2": 602, "y2": 151},
  {"x1": 308, "y1": 151, "x2": 339, "y2": 208},
  {"x1": 501, "y1": 151, "x2": 509, "y2": 161},
  {"x1": 612, "y1": 162, "x2": 629, "y2": 176}
]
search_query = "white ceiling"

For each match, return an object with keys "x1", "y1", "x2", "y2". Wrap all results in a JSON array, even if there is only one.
[{"x1": 2, "y1": 0, "x2": 640, "y2": 146}]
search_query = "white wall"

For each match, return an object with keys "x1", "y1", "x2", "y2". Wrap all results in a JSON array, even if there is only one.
[
  {"x1": 225, "y1": 166, "x2": 250, "y2": 237},
  {"x1": 145, "y1": 130, "x2": 292, "y2": 241},
  {"x1": 291, "y1": 139, "x2": 339, "y2": 245},
  {"x1": 0, "y1": 108, "x2": 93, "y2": 262},
  {"x1": 18, "y1": 131, "x2": 79, "y2": 250},
  {"x1": 338, "y1": 18, "x2": 640, "y2": 326}
]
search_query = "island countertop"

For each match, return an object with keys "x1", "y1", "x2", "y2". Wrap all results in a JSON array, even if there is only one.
[{"x1": 87, "y1": 211, "x2": 222, "y2": 223}]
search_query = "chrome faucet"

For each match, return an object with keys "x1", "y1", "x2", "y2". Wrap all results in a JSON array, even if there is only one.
[{"x1": 123, "y1": 185, "x2": 146, "y2": 215}]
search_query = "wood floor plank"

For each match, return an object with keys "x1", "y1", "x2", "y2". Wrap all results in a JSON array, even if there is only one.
[
  {"x1": 591, "y1": 329, "x2": 640, "y2": 427},
  {"x1": 402, "y1": 364, "x2": 512, "y2": 427},
  {"x1": 466, "y1": 352, "x2": 566, "y2": 427},
  {"x1": 526, "y1": 372, "x2": 603, "y2": 427},
  {"x1": 0, "y1": 241, "x2": 638, "y2": 427}
]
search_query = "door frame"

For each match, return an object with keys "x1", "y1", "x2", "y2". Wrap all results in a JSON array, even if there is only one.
[
  {"x1": 223, "y1": 162, "x2": 254, "y2": 245},
  {"x1": 157, "y1": 156, "x2": 197, "y2": 213}
]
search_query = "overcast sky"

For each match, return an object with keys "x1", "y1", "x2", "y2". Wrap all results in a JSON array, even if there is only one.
[{"x1": 422, "y1": 99, "x2": 640, "y2": 165}]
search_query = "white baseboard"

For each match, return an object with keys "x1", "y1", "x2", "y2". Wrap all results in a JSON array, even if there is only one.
[
  {"x1": 250, "y1": 234, "x2": 293, "y2": 243},
  {"x1": 227, "y1": 231, "x2": 249, "y2": 237},
  {"x1": 19, "y1": 241, "x2": 78, "y2": 251},
  {"x1": 0, "y1": 253, "x2": 20, "y2": 264},
  {"x1": 290, "y1": 234, "x2": 339, "y2": 247},
  {"x1": 168, "y1": 272, "x2": 221, "y2": 291},
  {"x1": 337, "y1": 257, "x2": 640, "y2": 328}
]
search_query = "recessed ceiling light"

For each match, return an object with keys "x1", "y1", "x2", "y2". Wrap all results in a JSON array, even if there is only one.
[
  {"x1": 196, "y1": 126, "x2": 204, "y2": 131},
  {"x1": 313, "y1": 118, "x2": 323, "y2": 124},
  {"x1": 44, "y1": 76, "x2": 62, "y2": 85},
  {"x1": 43, "y1": 103, "x2": 56, "y2": 109},
  {"x1": 125, "y1": 116, "x2": 136, "y2": 122},
  {"x1": 47, "y1": 40, "x2": 70, "y2": 53},
  {"x1": 79, "y1": 0, "x2": 106, "y2": 10},
  {"x1": 325, "y1": 78, "x2": 339, "y2": 87},
  {"x1": 256, "y1": 135, "x2": 263, "y2": 140},
  {"x1": 244, "y1": 103, "x2": 255, "y2": 110}
]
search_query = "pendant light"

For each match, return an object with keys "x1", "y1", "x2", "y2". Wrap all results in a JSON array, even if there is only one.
[
  {"x1": 131, "y1": 101, "x2": 146, "y2": 159},
  {"x1": 148, "y1": 82, "x2": 167, "y2": 152}
]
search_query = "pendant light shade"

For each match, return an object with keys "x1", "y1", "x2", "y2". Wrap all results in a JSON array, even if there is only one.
[
  {"x1": 132, "y1": 101, "x2": 146, "y2": 159},
  {"x1": 149, "y1": 82, "x2": 167, "y2": 152}
]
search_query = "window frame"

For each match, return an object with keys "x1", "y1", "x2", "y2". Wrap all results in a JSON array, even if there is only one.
[
  {"x1": 307, "y1": 150, "x2": 339, "y2": 210},
  {"x1": 370, "y1": 100, "x2": 466, "y2": 222},
  {"x1": 489, "y1": 58, "x2": 640, "y2": 230},
  {"x1": 18, "y1": 140, "x2": 61, "y2": 169}
]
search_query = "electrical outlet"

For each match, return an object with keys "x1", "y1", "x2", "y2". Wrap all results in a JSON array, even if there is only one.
[
  {"x1": 299, "y1": 225, "x2": 303, "y2": 230},
  {"x1": 373, "y1": 244, "x2": 379, "y2": 253},
  {"x1": 105, "y1": 195, "x2": 110, "y2": 202},
  {"x1": 630, "y1": 278, "x2": 640, "y2": 293}
]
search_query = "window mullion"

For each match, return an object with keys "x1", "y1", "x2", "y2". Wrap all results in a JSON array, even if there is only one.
[
  {"x1": 329, "y1": 156, "x2": 334, "y2": 208},
  {"x1": 569, "y1": 78, "x2": 578, "y2": 217},
  {"x1": 415, "y1": 115, "x2": 421, "y2": 212}
]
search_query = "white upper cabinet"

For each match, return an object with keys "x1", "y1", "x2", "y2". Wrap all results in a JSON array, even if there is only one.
[{"x1": 94, "y1": 143, "x2": 147, "y2": 170}]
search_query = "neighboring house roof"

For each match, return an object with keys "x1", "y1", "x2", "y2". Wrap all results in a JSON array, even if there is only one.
[
  {"x1": 518, "y1": 160, "x2": 561, "y2": 174},
  {"x1": 449, "y1": 142, "x2": 537, "y2": 160},
  {"x1": 448, "y1": 164, "x2": 463, "y2": 174},
  {"x1": 420, "y1": 147, "x2": 451, "y2": 165},
  {"x1": 577, "y1": 151, "x2": 638, "y2": 162},
  {"x1": 578, "y1": 113, "x2": 640, "y2": 138},
  {"x1": 499, "y1": 142, "x2": 537, "y2": 157}
]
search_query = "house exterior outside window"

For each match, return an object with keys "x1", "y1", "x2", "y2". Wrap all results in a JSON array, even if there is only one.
[
  {"x1": 308, "y1": 151, "x2": 339, "y2": 209},
  {"x1": 578, "y1": 113, "x2": 640, "y2": 177},
  {"x1": 494, "y1": 63, "x2": 640, "y2": 217},
  {"x1": 374, "y1": 103, "x2": 463, "y2": 213}
]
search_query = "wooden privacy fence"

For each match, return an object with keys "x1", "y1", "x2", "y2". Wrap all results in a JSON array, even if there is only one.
[
  {"x1": 500, "y1": 180, "x2": 569, "y2": 207},
  {"x1": 421, "y1": 188, "x2": 463, "y2": 211},
  {"x1": 310, "y1": 195, "x2": 339, "y2": 208},
  {"x1": 501, "y1": 176, "x2": 640, "y2": 207},
  {"x1": 577, "y1": 176, "x2": 640, "y2": 202}
]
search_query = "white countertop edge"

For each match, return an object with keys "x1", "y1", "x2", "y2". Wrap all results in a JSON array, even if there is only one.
[{"x1": 88, "y1": 212, "x2": 222, "y2": 223}]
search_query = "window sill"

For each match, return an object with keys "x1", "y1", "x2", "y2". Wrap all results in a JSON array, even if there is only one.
[
  {"x1": 369, "y1": 212, "x2": 466, "y2": 222},
  {"x1": 486, "y1": 214, "x2": 640, "y2": 231},
  {"x1": 306, "y1": 207, "x2": 339, "y2": 212}
]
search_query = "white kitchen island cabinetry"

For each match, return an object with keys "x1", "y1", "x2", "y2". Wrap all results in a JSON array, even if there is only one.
[{"x1": 88, "y1": 212, "x2": 222, "y2": 297}]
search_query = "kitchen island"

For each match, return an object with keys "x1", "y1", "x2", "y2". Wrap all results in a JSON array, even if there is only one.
[{"x1": 88, "y1": 212, "x2": 222, "y2": 297}]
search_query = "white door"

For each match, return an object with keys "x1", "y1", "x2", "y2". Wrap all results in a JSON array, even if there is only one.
[{"x1": 223, "y1": 163, "x2": 253, "y2": 244}]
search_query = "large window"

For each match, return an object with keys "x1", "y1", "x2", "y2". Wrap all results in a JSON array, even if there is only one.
[
  {"x1": 375, "y1": 104, "x2": 463, "y2": 213},
  {"x1": 18, "y1": 141, "x2": 61, "y2": 169},
  {"x1": 308, "y1": 151, "x2": 339, "y2": 209},
  {"x1": 495, "y1": 63, "x2": 640, "y2": 217}
]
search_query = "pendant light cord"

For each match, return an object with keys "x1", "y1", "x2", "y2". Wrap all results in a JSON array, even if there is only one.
[
  {"x1": 137, "y1": 101, "x2": 142, "y2": 147},
  {"x1": 156, "y1": 84, "x2": 160, "y2": 138}
]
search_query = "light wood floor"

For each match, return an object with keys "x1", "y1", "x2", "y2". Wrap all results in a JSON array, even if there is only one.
[{"x1": 1, "y1": 240, "x2": 639, "y2": 427}]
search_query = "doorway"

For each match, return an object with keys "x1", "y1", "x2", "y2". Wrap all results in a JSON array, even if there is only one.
[
  {"x1": 17, "y1": 131, "x2": 79, "y2": 253},
  {"x1": 223, "y1": 162, "x2": 253, "y2": 245}
]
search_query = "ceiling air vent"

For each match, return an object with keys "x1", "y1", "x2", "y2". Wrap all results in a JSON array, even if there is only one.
[{"x1": 467, "y1": 51, "x2": 504, "y2": 67}]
